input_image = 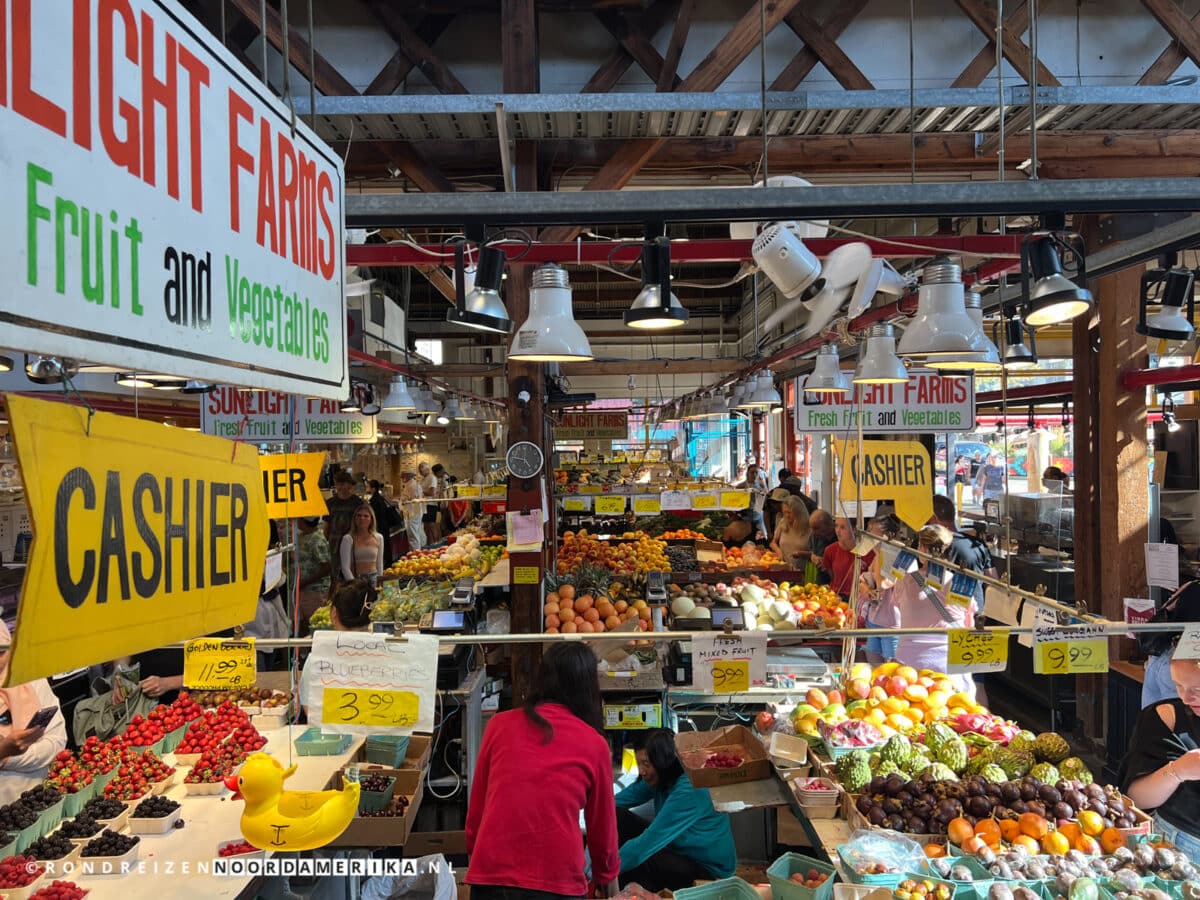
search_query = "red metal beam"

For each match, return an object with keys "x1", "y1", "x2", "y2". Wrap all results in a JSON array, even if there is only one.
[
  {"x1": 1120, "y1": 364, "x2": 1200, "y2": 391},
  {"x1": 348, "y1": 235, "x2": 1024, "y2": 271},
  {"x1": 349, "y1": 347, "x2": 505, "y2": 410},
  {"x1": 976, "y1": 381, "x2": 1075, "y2": 406}
]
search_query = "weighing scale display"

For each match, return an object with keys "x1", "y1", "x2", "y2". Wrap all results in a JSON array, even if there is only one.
[
  {"x1": 432, "y1": 610, "x2": 466, "y2": 630},
  {"x1": 710, "y1": 608, "x2": 745, "y2": 629}
]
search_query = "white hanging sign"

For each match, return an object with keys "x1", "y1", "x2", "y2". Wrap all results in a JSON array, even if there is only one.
[
  {"x1": 0, "y1": 1, "x2": 347, "y2": 399},
  {"x1": 200, "y1": 388, "x2": 377, "y2": 443},
  {"x1": 691, "y1": 632, "x2": 768, "y2": 693},
  {"x1": 796, "y1": 371, "x2": 974, "y2": 434},
  {"x1": 305, "y1": 631, "x2": 439, "y2": 733}
]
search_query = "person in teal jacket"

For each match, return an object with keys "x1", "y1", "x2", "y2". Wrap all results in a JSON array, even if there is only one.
[{"x1": 615, "y1": 729, "x2": 738, "y2": 891}]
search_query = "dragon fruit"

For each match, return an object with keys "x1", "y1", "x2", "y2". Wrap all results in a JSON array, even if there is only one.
[{"x1": 818, "y1": 719, "x2": 883, "y2": 748}]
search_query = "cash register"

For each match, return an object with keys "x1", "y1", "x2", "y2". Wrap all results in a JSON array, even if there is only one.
[{"x1": 418, "y1": 577, "x2": 477, "y2": 689}]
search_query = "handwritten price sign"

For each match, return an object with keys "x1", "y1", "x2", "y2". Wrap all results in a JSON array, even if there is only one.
[
  {"x1": 184, "y1": 639, "x2": 256, "y2": 690},
  {"x1": 720, "y1": 491, "x2": 751, "y2": 510},
  {"x1": 710, "y1": 660, "x2": 750, "y2": 693},
  {"x1": 595, "y1": 496, "x2": 627, "y2": 514},
  {"x1": 947, "y1": 629, "x2": 1010, "y2": 673},
  {"x1": 322, "y1": 687, "x2": 419, "y2": 728},
  {"x1": 1033, "y1": 625, "x2": 1109, "y2": 674},
  {"x1": 563, "y1": 497, "x2": 590, "y2": 512},
  {"x1": 633, "y1": 496, "x2": 662, "y2": 516},
  {"x1": 691, "y1": 493, "x2": 718, "y2": 510}
]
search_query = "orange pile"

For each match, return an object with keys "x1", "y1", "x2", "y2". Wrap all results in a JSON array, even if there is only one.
[
  {"x1": 660, "y1": 529, "x2": 708, "y2": 540},
  {"x1": 948, "y1": 811, "x2": 1127, "y2": 858},
  {"x1": 543, "y1": 584, "x2": 652, "y2": 634}
]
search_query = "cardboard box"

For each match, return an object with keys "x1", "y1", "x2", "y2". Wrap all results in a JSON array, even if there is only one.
[
  {"x1": 342, "y1": 733, "x2": 433, "y2": 772},
  {"x1": 675, "y1": 725, "x2": 771, "y2": 788},
  {"x1": 325, "y1": 766, "x2": 424, "y2": 846},
  {"x1": 406, "y1": 830, "x2": 467, "y2": 856}
]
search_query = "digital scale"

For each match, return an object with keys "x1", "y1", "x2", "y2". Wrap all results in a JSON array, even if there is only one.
[
  {"x1": 450, "y1": 576, "x2": 476, "y2": 607},
  {"x1": 709, "y1": 607, "x2": 745, "y2": 630},
  {"x1": 644, "y1": 571, "x2": 668, "y2": 604},
  {"x1": 419, "y1": 584, "x2": 478, "y2": 689}
]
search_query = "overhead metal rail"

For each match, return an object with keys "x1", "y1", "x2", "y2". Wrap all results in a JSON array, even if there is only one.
[
  {"x1": 346, "y1": 178, "x2": 1200, "y2": 229},
  {"x1": 296, "y1": 85, "x2": 1199, "y2": 143}
]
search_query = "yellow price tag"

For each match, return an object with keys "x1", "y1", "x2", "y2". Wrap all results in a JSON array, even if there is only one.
[
  {"x1": 595, "y1": 496, "x2": 626, "y2": 514},
  {"x1": 1036, "y1": 638, "x2": 1108, "y2": 674},
  {"x1": 184, "y1": 638, "x2": 257, "y2": 690},
  {"x1": 711, "y1": 659, "x2": 749, "y2": 693},
  {"x1": 456, "y1": 485, "x2": 482, "y2": 498},
  {"x1": 633, "y1": 497, "x2": 661, "y2": 516},
  {"x1": 484, "y1": 485, "x2": 507, "y2": 497},
  {"x1": 720, "y1": 491, "x2": 751, "y2": 510},
  {"x1": 563, "y1": 498, "x2": 590, "y2": 512},
  {"x1": 692, "y1": 493, "x2": 718, "y2": 509},
  {"x1": 513, "y1": 565, "x2": 540, "y2": 584},
  {"x1": 580, "y1": 485, "x2": 603, "y2": 495},
  {"x1": 322, "y1": 687, "x2": 419, "y2": 728},
  {"x1": 947, "y1": 629, "x2": 1009, "y2": 673},
  {"x1": 610, "y1": 453, "x2": 627, "y2": 463}
]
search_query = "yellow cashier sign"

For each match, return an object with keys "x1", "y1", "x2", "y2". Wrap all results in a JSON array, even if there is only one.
[
  {"x1": 5, "y1": 396, "x2": 270, "y2": 686},
  {"x1": 835, "y1": 439, "x2": 933, "y2": 531}
]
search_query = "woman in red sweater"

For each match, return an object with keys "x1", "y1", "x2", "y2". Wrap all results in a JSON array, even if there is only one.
[{"x1": 466, "y1": 642, "x2": 621, "y2": 899}]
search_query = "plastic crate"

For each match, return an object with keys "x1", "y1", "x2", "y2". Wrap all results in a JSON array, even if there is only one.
[
  {"x1": 822, "y1": 738, "x2": 882, "y2": 761},
  {"x1": 675, "y1": 877, "x2": 763, "y2": 900},
  {"x1": 365, "y1": 734, "x2": 411, "y2": 767},
  {"x1": 767, "y1": 852, "x2": 836, "y2": 900},
  {"x1": 13, "y1": 819, "x2": 41, "y2": 854},
  {"x1": 357, "y1": 775, "x2": 397, "y2": 813},
  {"x1": 294, "y1": 727, "x2": 353, "y2": 756}
]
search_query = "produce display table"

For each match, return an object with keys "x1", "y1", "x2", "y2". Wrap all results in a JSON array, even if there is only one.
[
  {"x1": 57, "y1": 727, "x2": 365, "y2": 899},
  {"x1": 478, "y1": 558, "x2": 509, "y2": 590},
  {"x1": 708, "y1": 776, "x2": 791, "y2": 814}
]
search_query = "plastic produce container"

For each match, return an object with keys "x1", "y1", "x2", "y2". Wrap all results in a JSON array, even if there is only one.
[
  {"x1": 294, "y1": 728, "x2": 353, "y2": 756},
  {"x1": 767, "y1": 852, "x2": 836, "y2": 900}
]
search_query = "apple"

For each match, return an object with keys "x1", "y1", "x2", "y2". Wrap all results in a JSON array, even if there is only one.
[
  {"x1": 885, "y1": 676, "x2": 910, "y2": 697},
  {"x1": 846, "y1": 678, "x2": 872, "y2": 700},
  {"x1": 869, "y1": 685, "x2": 889, "y2": 702}
]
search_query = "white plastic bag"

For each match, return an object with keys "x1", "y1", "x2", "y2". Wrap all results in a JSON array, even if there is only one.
[{"x1": 361, "y1": 854, "x2": 455, "y2": 900}]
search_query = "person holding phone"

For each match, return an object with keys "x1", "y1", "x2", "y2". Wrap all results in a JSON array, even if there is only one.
[{"x1": 0, "y1": 621, "x2": 66, "y2": 803}]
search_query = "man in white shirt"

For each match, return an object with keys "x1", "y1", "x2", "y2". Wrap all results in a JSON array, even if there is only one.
[
  {"x1": 418, "y1": 462, "x2": 440, "y2": 545},
  {"x1": 742, "y1": 463, "x2": 769, "y2": 540},
  {"x1": 400, "y1": 471, "x2": 425, "y2": 550}
]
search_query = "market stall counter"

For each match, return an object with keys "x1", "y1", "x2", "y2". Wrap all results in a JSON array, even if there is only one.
[{"x1": 37, "y1": 726, "x2": 366, "y2": 900}]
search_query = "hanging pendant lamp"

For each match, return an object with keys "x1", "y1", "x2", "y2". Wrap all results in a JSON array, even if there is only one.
[
  {"x1": 897, "y1": 259, "x2": 981, "y2": 358},
  {"x1": 804, "y1": 345, "x2": 851, "y2": 393},
  {"x1": 926, "y1": 291, "x2": 1002, "y2": 372},
  {"x1": 625, "y1": 237, "x2": 689, "y2": 329},
  {"x1": 509, "y1": 264, "x2": 593, "y2": 361},
  {"x1": 447, "y1": 244, "x2": 512, "y2": 334},
  {"x1": 1023, "y1": 236, "x2": 1093, "y2": 326},
  {"x1": 382, "y1": 379, "x2": 416, "y2": 410},
  {"x1": 854, "y1": 324, "x2": 909, "y2": 384}
]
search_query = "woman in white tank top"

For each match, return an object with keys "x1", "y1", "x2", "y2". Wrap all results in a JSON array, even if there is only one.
[{"x1": 340, "y1": 503, "x2": 384, "y2": 582}]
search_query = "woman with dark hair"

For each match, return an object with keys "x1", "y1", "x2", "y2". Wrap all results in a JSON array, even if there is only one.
[
  {"x1": 466, "y1": 643, "x2": 620, "y2": 899},
  {"x1": 615, "y1": 729, "x2": 736, "y2": 892},
  {"x1": 299, "y1": 580, "x2": 375, "y2": 717}
]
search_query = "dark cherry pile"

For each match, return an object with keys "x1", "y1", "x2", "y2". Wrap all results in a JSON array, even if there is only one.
[
  {"x1": 0, "y1": 854, "x2": 43, "y2": 888},
  {"x1": 703, "y1": 752, "x2": 745, "y2": 769},
  {"x1": 360, "y1": 775, "x2": 393, "y2": 793},
  {"x1": 81, "y1": 830, "x2": 138, "y2": 858},
  {"x1": 58, "y1": 814, "x2": 102, "y2": 839},
  {"x1": 82, "y1": 798, "x2": 126, "y2": 821},
  {"x1": 132, "y1": 796, "x2": 180, "y2": 819},
  {"x1": 0, "y1": 801, "x2": 39, "y2": 831},
  {"x1": 30, "y1": 881, "x2": 89, "y2": 899},
  {"x1": 359, "y1": 795, "x2": 411, "y2": 818},
  {"x1": 26, "y1": 833, "x2": 75, "y2": 860},
  {"x1": 19, "y1": 785, "x2": 62, "y2": 812}
]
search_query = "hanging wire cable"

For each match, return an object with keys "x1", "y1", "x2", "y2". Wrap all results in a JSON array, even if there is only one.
[
  {"x1": 997, "y1": 0, "x2": 1006, "y2": 236},
  {"x1": 307, "y1": 0, "x2": 317, "y2": 133},
  {"x1": 909, "y1": 0, "x2": 917, "y2": 236},
  {"x1": 759, "y1": 0, "x2": 769, "y2": 185},
  {"x1": 1028, "y1": 0, "x2": 1039, "y2": 180},
  {"x1": 259, "y1": 0, "x2": 268, "y2": 86}
]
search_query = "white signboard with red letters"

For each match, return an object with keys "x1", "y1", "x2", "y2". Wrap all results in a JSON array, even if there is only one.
[
  {"x1": 0, "y1": 0, "x2": 347, "y2": 399},
  {"x1": 794, "y1": 370, "x2": 975, "y2": 434}
]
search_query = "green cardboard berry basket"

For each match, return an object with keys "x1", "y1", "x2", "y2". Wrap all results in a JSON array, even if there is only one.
[
  {"x1": 675, "y1": 877, "x2": 763, "y2": 900},
  {"x1": 356, "y1": 775, "x2": 396, "y2": 813},
  {"x1": 61, "y1": 780, "x2": 97, "y2": 818},
  {"x1": 767, "y1": 852, "x2": 836, "y2": 900}
]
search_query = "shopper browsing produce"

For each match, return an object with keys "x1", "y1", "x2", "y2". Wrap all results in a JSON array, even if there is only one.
[
  {"x1": 1138, "y1": 581, "x2": 1200, "y2": 707},
  {"x1": 615, "y1": 729, "x2": 736, "y2": 892},
  {"x1": 1121, "y1": 656, "x2": 1200, "y2": 855},
  {"x1": 296, "y1": 516, "x2": 332, "y2": 629},
  {"x1": 771, "y1": 495, "x2": 813, "y2": 566},
  {"x1": 400, "y1": 471, "x2": 425, "y2": 550},
  {"x1": 0, "y1": 621, "x2": 66, "y2": 803},
  {"x1": 325, "y1": 470, "x2": 363, "y2": 582},
  {"x1": 419, "y1": 462, "x2": 441, "y2": 545},
  {"x1": 466, "y1": 643, "x2": 619, "y2": 899},
  {"x1": 340, "y1": 503, "x2": 384, "y2": 582},
  {"x1": 819, "y1": 517, "x2": 873, "y2": 599},
  {"x1": 861, "y1": 514, "x2": 903, "y2": 665},
  {"x1": 300, "y1": 580, "x2": 375, "y2": 717},
  {"x1": 807, "y1": 510, "x2": 837, "y2": 585}
]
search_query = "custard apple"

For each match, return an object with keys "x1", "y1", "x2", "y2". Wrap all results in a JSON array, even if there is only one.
[
  {"x1": 1034, "y1": 732, "x2": 1071, "y2": 764},
  {"x1": 924, "y1": 721, "x2": 958, "y2": 753},
  {"x1": 995, "y1": 747, "x2": 1034, "y2": 778},
  {"x1": 875, "y1": 760, "x2": 905, "y2": 780},
  {"x1": 1059, "y1": 756, "x2": 1094, "y2": 785},
  {"x1": 965, "y1": 750, "x2": 994, "y2": 775},
  {"x1": 868, "y1": 752, "x2": 883, "y2": 771},
  {"x1": 837, "y1": 749, "x2": 872, "y2": 793},
  {"x1": 1008, "y1": 730, "x2": 1037, "y2": 755},
  {"x1": 921, "y1": 762, "x2": 959, "y2": 782},
  {"x1": 1030, "y1": 762, "x2": 1061, "y2": 784},
  {"x1": 937, "y1": 737, "x2": 969, "y2": 774},
  {"x1": 979, "y1": 763, "x2": 1009, "y2": 783},
  {"x1": 881, "y1": 735, "x2": 913, "y2": 767}
]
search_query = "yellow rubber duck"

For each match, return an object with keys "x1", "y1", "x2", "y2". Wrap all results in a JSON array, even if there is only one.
[{"x1": 225, "y1": 753, "x2": 361, "y2": 851}]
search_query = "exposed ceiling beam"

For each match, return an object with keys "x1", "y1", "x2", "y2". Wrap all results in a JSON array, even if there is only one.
[
  {"x1": 771, "y1": 1, "x2": 866, "y2": 91},
  {"x1": 657, "y1": 0, "x2": 695, "y2": 92},
  {"x1": 595, "y1": 6, "x2": 681, "y2": 89},
  {"x1": 954, "y1": 0, "x2": 1060, "y2": 87},
  {"x1": 952, "y1": 0, "x2": 1030, "y2": 88},
  {"x1": 226, "y1": 0, "x2": 356, "y2": 95},
  {"x1": 581, "y1": 1, "x2": 680, "y2": 92},
  {"x1": 502, "y1": 0, "x2": 540, "y2": 93},
  {"x1": 367, "y1": 14, "x2": 456, "y2": 95},
  {"x1": 782, "y1": 7, "x2": 873, "y2": 90},
  {"x1": 1139, "y1": 0, "x2": 1200, "y2": 75},
  {"x1": 365, "y1": 4, "x2": 467, "y2": 95},
  {"x1": 1139, "y1": 5, "x2": 1200, "y2": 83},
  {"x1": 406, "y1": 359, "x2": 747, "y2": 378}
]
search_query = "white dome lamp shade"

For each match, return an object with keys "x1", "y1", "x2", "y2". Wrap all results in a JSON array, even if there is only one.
[
  {"x1": 804, "y1": 345, "x2": 852, "y2": 393},
  {"x1": 1137, "y1": 268, "x2": 1195, "y2": 343},
  {"x1": 848, "y1": 258, "x2": 912, "y2": 319},
  {"x1": 730, "y1": 176, "x2": 829, "y2": 241},
  {"x1": 455, "y1": 398, "x2": 475, "y2": 421},
  {"x1": 854, "y1": 324, "x2": 909, "y2": 384},
  {"x1": 414, "y1": 387, "x2": 440, "y2": 414},
  {"x1": 706, "y1": 391, "x2": 727, "y2": 417},
  {"x1": 746, "y1": 371, "x2": 782, "y2": 408},
  {"x1": 509, "y1": 263, "x2": 594, "y2": 361},
  {"x1": 447, "y1": 245, "x2": 512, "y2": 334},
  {"x1": 897, "y1": 259, "x2": 980, "y2": 358},
  {"x1": 382, "y1": 379, "x2": 416, "y2": 410},
  {"x1": 625, "y1": 237, "x2": 689, "y2": 330},
  {"x1": 797, "y1": 242, "x2": 874, "y2": 340},
  {"x1": 733, "y1": 380, "x2": 756, "y2": 409},
  {"x1": 926, "y1": 290, "x2": 1002, "y2": 372},
  {"x1": 1023, "y1": 236, "x2": 1093, "y2": 326}
]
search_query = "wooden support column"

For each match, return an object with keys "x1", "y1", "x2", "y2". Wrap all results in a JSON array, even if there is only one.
[{"x1": 1073, "y1": 260, "x2": 1148, "y2": 744}]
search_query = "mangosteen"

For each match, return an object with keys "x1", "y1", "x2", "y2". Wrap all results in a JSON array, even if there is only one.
[
  {"x1": 884, "y1": 814, "x2": 905, "y2": 831},
  {"x1": 1065, "y1": 789, "x2": 1087, "y2": 810},
  {"x1": 1010, "y1": 800, "x2": 1029, "y2": 815},
  {"x1": 1108, "y1": 798, "x2": 1127, "y2": 815},
  {"x1": 883, "y1": 798, "x2": 904, "y2": 815},
  {"x1": 857, "y1": 794, "x2": 874, "y2": 815},
  {"x1": 1083, "y1": 783, "x2": 1104, "y2": 799},
  {"x1": 1087, "y1": 798, "x2": 1108, "y2": 815},
  {"x1": 905, "y1": 815, "x2": 925, "y2": 832},
  {"x1": 967, "y1": 783, "x2": 985, "y2": 797},
  {"x1": 1020, "y1": 783, "x2": 1039, "y2": 802},
  {"x1": 869, "y1": 776, "x2": 887, "y2": 794},
  {"x1": 885, "y1": 774, "x2": 906, "y2": 796},
  {"x1": 897, "y1": 791, "x2": 914, "y2": 804},
  {"x1": 1039, "y1": 785, "x2": 1063, "y2": 805},
  {"x1": 968, "y1": 796, "x2": 994, "y2": 817},
  {"x1": 1026, "y1": 801, "x2": 1046, "y2": 818},
  {"x1": 985, "y1": 783, "x2": 1003, "y2": 799},
  {"x1": 1053, "y1": 802, "x2": 1074, "y2": 820},
  {"x1": 868, "y1": 807, "x2": 887, "y2": 826},
  {"x1": 906, "y1": 780, "x2": 921, "y2": 795},
  {"x1": 1000, "y1": 783, "x2": 1020, "y2": 804},
  {"x1": 919, "y1": 792, "x2": 937, "y2": 807},
  {"x1": 935, "y1": 798, "x2": 961, "y2": 820},
  {"x1": 1102, "y1": 817, "x2": 1114, "y2": 829}
]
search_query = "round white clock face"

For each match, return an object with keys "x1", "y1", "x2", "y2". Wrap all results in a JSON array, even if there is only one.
[{"x1": 506, "y1": 441, "x2": 544, "y2": 478}]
